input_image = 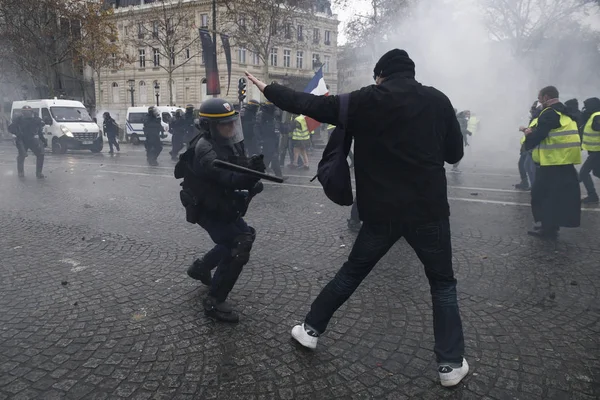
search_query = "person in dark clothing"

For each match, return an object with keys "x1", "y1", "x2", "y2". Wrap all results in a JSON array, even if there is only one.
[
  {"x1": 452, "y1": 110, "x2": 471, "y2": 172},
  {"x1": 579, "y1": 97, "x2": 600, "y2": 204},
  {"x1": 245, "y1": 48, "x2": 467, "y2": 387},
  {"x1": 143, "y1": 106, "x2": 164, "y2": 166},
  {"x1": 8, "y1": 105, "x2": 47, "y2": 179},
  {"x1": 182, "y1": 104, "x2": 197, "y2": 144},
  {"x1": 176, "y1": 98, "x2": 265, "y2": 323},
  {"x1": 564, "y1": 98, "x2": 583, "y2": 132},
  {"x1": 241, "y1": 100, "x2": 261, "y2": 156},
  {"x1": 523, "y1": 86, "x2": 581, "y2": 238},
  {"x1": 256, "y1": 102, "x2": 283, "y2": 178},
  {"x1": 103, "y1": 112, "x2": 120, "y2": 154},
  {"x1": 169, "y1": 109, "x2": 186, "y2": 161}
]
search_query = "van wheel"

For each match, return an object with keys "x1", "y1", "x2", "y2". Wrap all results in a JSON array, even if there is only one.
[
  {"x1": 52, "y1": 138, "x2": 67, "y2": 154},
  {"x1": 130, "y1": 134, "x2": 140, "y2": 145}
]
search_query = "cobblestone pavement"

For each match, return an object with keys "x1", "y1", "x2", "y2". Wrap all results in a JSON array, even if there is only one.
[{"x1": 0, "y1": 143, "x2": 599, "y2": 400}]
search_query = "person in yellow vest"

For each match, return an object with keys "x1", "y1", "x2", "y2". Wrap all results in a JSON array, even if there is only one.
[
  {"x1": 289, "y1": 116, "x2": 311, "y2": 170},
  {"x1": 578, "y1": 97, "x2": 600, "y2": 204},
  {"x1": 522, "y1": 86, "x2": 582, "y2": 238}
]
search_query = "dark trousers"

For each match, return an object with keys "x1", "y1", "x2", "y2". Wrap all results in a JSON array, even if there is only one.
[
  {"x1": 518, "y1": 152, "x2": 528, "y2": 182},
  {"x1": 16, "y1": 136, "x2": 44, "y2": 175},
  {"x1": 145, "y1": 136, "x2": 163, "y2": 163},
  {"x1": 579, "y1": 152, "x2": 599, "y2": 197},
  {"x1": 349, "y1": 199, "x2": 360, "y2": 222},
  {"x1": 263, "y1": 138, "x2": 282, "y2": 177},
  {"x1": 304, "y1": 218, "x2": 465, "y2": 364},
  {"x1": 107, "y1": 134, "x2": 120, "y2": 153},
  {"x1": 171, "y1": 134, "x2": 184, "y2": 159},
  {"x1": 198, "y1": 216, "x2": 252, "y2": 303}
]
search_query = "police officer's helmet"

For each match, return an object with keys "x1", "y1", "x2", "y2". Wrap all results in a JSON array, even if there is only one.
[
  {"x1": 185, "y1": 104, "x2": 194, "y2": 114},
  {"x1": 103, "y1": 112, "x2": 110, "y2": 118},
  {"x1": 148, "y1": 106, "x2": 159, "y2": 118},
  {"x1": 21, "y1": 105, "x2": 33, "y2": 117},
  {"x1": 198, "y1": 98, "x2": 239, "y2": 134},
  {"x1": 175, "y1": 109, "x2": 184, "y2": 117}
]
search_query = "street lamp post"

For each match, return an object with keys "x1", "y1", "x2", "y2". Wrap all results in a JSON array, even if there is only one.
[
  {"x1": 154, "y1": 82, "x2": 160, "y2": 106},
  {"x1": 127, "y1": 79, "x2": 135, "y2": 107}
]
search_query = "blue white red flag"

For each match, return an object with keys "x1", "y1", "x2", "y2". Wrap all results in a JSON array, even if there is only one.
[{"x1": 302, "y1": 67, "x2": 328, "y2": 132}]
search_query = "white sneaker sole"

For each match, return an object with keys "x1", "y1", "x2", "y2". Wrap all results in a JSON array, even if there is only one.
[
  {"x1": 291, "y1": 324, "x2": 318, "y2": 349},
  {"x1": 440, "y1": 358, "x2": 469, "y2": 387}
]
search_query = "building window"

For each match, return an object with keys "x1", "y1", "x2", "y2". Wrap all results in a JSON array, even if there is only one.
[
  {"x1": 297, "y1": 25, "x2": 303, "y2": 41},
  {"x1": 313, "y1": 28, "x2": 320, "y2": 43},
  {"x1": 284, "y1": 23, "x2": 291, "y2": 39},
  {"x1": 139, "y1": 81, "x2": 147, "y2": 103},
  {"x1": 170, "y1": 47, "x2": 175, "y2": 66},
  {"x1": 238, "y1": 48, "x2": 246, "y2": 64},
  {"x1": 201, "y1": 50, "x2": 205, "y2": 65},
  {"x1": 110, "y1": 53, "x2": 117, "y2": 69},
  {"x1": 312, "y1": 53, "x2": 320, "y2": 69},
  {"x1": 296, "y1": 51, "x2": 303, "y2": 69},
  {"x1": 201, "y1": 14, "x2": 208, "y2": 28},
  {"x1": 239, "y1": 15, "x2": 246, "y2": 31},
  {"x1": 186, "y1": 48, "x2": 190, "y2": 59},
  {"x1": 270, "y1": 47, "x2": 278, "y2": 67},
  {"x1": 323, "y1": 55, "x2": 330, "y2": 72},
  {"x1": 139, "y1": 49, "x2": 146, "y2": 68},
  {"x1": 252, "y1": 51, "x2": 260, "y2": 65},
  {"x1": 152, "y1": 21, "x2": 159, "y2": 38},
  {"x1": 271, "y1": 22, "x2": 277, "y2": 35},
  {"x1": 138, "y1": 22, "x2": 144, "y2": 38},
  {"x1": 111, "y1": 82, "x2": 119, "y2": 104},
  {"x1": 283, "y1": 49, "x2": 291, "y2": 68},
  {"x1": 324, "y1": 30, "x2": 331, "y2": 45},
  {"x1": 153, "y1": 48, "x2": 160, "y2": 66}
]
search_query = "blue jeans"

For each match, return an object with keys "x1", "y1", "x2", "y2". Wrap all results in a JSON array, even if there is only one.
[
  {"x1": 304, "y1": 218, "x2": 465, "y2": 363},
  {"x1": 523, "y1": 152, "x2": 536, "y2": 186}
]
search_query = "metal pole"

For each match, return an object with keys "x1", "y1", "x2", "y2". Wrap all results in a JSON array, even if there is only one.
[
  {"x1": 212, "y1": 0, "x2": 217, "y2": 98},
  {"x1": 130, "y1": 89, "x2": 135, "y2": 107},
  {"x1": 156, "y1": 93, "x2": 159, "y2": 106}
]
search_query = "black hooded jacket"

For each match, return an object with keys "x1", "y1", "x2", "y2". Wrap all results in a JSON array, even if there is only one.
[{"x1": 263, "y1": 64, "x2": 463, "y2": 223}]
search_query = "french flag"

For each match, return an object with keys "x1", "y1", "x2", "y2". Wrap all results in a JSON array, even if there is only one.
[{"x1": 302, "y1": 67, "x2": 329, "y2": 132}]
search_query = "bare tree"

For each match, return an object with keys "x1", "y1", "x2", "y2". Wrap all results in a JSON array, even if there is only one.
[
  {"x1": 221, "y1": 0, "x2": 320, "y2": 77},
  {"x1": 126, "y1": 0, "x2": 202, "y2": 105}
]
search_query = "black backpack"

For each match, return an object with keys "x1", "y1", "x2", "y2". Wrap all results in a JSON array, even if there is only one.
[{"x1": 311, "y1": 93, "x2": 353, "y2": 206}]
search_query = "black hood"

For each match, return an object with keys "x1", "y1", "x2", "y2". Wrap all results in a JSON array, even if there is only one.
[
  {"x1": 373, "y1": 49, "x2": 415, "y2": 80},
  {"x1": 582, "y1": 97, "x2": 600, "y2": 123},
  {"x1": 564, "y1": 98, "x2": 579, "y2": 112}
]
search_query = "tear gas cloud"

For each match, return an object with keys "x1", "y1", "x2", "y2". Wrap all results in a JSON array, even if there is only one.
[{"x1": 346, "y1": 0, "x2": 600, "y2": 169}]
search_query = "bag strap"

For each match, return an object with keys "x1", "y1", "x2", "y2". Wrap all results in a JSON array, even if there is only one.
[{"x1": 338, "y1": 93, "x2": 351, "y2": 129}]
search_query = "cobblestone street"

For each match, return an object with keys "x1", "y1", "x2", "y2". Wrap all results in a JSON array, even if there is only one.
[{"x1": 0, "y1": 143, "x2": 599, "y2": 400}]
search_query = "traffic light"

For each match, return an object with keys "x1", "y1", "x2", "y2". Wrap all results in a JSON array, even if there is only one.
[{"x1": 238, "y1": 77, "x2": 247, "y2": 103}]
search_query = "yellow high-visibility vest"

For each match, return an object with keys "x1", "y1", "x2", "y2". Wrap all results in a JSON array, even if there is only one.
[
  {"x1": 521, "y1": 117, "x2": 538, "y2": 145},
  {"x1": 467, "y1": 116, "x2": 479, "y2": 135},
  {"x1": 291, "y1": 116, "x2": 310, "y2": 141},
  {"x1": 531, "y1": 108, "x2": 581, "y2": 166},
  {"x1": 582, "y1": 111, "x2": 600, "y2": 152}
]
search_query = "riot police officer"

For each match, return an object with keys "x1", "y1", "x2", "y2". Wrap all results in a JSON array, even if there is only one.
[
  {"x1": 8, "y1": 105, "x2": 47, "y2": 178},
  {"x1": 257, "y1": 101, "x2": 283, "y2": 178},
  {"x1": 103, "y1": 112, "x2": 120, "y2": 154},
  {"x1": 174, "y1": 98, "x2": 265, "y2": 323},
  {"x1": 241, "y1": 99, "x2": 260, "y2": 156},
  {"x1": 169, "y1": 109, "x2": 185, "y2": 161},
  {"x1": 182, "y1": 104, "x2": 197, "y2": 144},
  {"x1": 143, "y1": 106, "x2": 164, "y2": 166}
]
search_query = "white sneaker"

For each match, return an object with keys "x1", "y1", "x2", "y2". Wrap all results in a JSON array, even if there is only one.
[
  {"x1": 438, "y1": 358, "x2": 469, "y2": 387},
  {"x1": 291, "y1": 324, "x2": 318, "y2": 349}
]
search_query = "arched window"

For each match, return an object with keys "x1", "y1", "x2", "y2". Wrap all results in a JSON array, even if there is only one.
[
  {"x1": 201, "y1": 78, "x2": 207, "y2": 101},
  {"x1": 139, "y1": 81, "x2": 147, "y2": 104},
  {"x1": 111, "y1": 82, "x2": 119, "y2": 104}
]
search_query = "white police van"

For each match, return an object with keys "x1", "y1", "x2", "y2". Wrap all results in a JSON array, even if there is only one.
[
  {"x1": 11, "y1": 99, "x2": 102, "y2": 154},
  {"x1": 125, "y1": 106, "x2": 179, "y2": 145}
]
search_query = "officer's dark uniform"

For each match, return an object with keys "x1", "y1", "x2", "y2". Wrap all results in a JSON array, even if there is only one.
[
  {"x1": 241, "y1": 100, "x2": 260, "y2": 156},
  {"x1": 257, "y1": 102, "x2": 283, "y2": 177},
  {"x1": 452, "y1": 110, "x2": 471, "y2": 171},
  {"x1": 182, "y1": 105, "x2": 197, "y2": 144},
  {"x1": 143, "y1": 107, "x2": 164, "y2": 166},
  {"x1": 103, "y1": 112, "x2": 120, "y2": 154},
  {"x1": 175, "y1": 98, "x2": 266, "y2": 323},
  {"x1": 8, "y1": 106, "x2": 46, "y2": 178},
  {"x1": 169, "y1": 109, "x2": 185, "y2": 161}
]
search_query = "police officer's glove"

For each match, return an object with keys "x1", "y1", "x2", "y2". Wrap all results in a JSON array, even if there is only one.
[
  {"x1": 41, "y1": 138, "x2": 48, "y2": 148},
  {"x1": 248, "y1": 154, "x2": 266, "y2": 173},
  {"x1": 250, "y1": 181, "x2": 264, "y2": 195}
]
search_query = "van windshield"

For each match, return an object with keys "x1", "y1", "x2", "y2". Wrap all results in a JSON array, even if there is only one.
[
  {"x1": 50, "y1": 107, "x2": 93, "y2": 122},
  {"x1": 128, "y1": 113, "x2": 147, "y2": 124}
]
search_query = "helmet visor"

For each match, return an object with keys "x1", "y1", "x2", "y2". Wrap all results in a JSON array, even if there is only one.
[{"x1": 209, "y1": 114, "x2": 244, "y2": 145}]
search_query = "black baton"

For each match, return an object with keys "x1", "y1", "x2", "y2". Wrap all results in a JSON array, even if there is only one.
[{"x1": 212, "y1": 159, "x2": 284, "y2": 183}]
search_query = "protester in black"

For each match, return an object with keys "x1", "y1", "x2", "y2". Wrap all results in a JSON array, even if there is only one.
[{"x1": 245, "y1": 48, "x2": 467, "y2": 387}]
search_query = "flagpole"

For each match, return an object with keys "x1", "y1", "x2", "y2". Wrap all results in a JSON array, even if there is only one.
[{"x1": 212, "y1": 0, "x2": 218, "y2": 98}]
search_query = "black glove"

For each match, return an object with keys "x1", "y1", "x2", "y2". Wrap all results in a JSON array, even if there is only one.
[{"x1": 248, "y1": 154, "x2": 266, "y2": 173}]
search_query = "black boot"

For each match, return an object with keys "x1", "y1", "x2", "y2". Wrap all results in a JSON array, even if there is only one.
[
  {"x1": 347, "y1": 219, "x2": 362, "y2": 233},
  {"x1": 203, "y1": 296, "x2": 239, "y2": 323},
  {"x1": 187, "y1": 258, "x2": 213, "y2": 286},
  {"x1": 17, "y1": 158, "x2": 25, "y2": 178},
  {"x1": 582, "y1": 195, "x2": 599, "y2": 204},
  {"x1": 35, "y1": 155, "x2": 45, "y2": 179},
  {"x1": 515, "y1": 180, "x2": 530, "y2": 190}
]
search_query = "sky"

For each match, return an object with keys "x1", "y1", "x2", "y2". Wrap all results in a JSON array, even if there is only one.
[{"x1": 331, "y1": 0, "x2": 373, "y2": 45}]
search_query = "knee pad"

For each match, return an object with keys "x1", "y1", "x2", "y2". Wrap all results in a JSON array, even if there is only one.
[{"x1": 231, "y1": 229, "x2": 255, "y2": 265}]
